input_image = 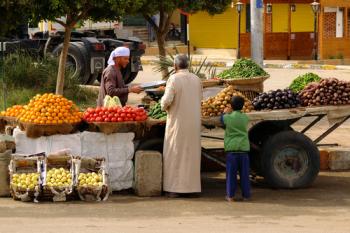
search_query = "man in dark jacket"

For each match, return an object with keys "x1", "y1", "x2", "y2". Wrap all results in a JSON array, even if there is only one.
[{"x1": 97, "y1": 47, "x2": 142, "y2": 106}]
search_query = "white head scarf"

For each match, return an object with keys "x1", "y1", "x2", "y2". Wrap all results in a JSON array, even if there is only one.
[{"x1": 107, "y1": 47, "x2": 130, "y2": 66}]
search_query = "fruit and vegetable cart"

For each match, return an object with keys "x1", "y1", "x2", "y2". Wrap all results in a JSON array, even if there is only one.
[
  {"x1": 201, "y1": 105, "x2": 350, "y2": 188},
  {"x1": 138, "y1": 73, "x2": 350, "y2": 189}
]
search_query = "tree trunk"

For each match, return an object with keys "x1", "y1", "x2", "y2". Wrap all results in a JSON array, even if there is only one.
[
  {"x1": 156, "y1": 32, "x2": 169, "y2": 79},
  {"x1": 143, "y1": 11, "x2": 173, "y2": 80},
  {"x1": 56, "y1": 26, "x2": 73, "y2": 95}
]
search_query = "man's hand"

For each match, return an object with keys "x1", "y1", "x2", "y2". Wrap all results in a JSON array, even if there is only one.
[{"x1": 128, "y1": 85, "x2": 143, "y2": 94}]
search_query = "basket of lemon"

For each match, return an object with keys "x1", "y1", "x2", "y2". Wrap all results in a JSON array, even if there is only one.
[
  {"x1": 42, "y1": 154, "x2": 75, "y2": 202},
  {"x1": 9, "y1": 154, "x2": 44, "y2": 202},
  {"x1": 75, "y1": 157, "x2": 109, "y2": 202},
  {"x1": 17, "y1": 93, "x2": 82, "y2": 138}
]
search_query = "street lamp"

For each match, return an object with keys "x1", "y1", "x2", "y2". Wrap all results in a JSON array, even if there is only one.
[
  {"x1": 311, "y1": 0, "x2": 320, "y2": 60},
  {"x1": 235, "y1": 1, "x2": 244, "y2": 59},
  {"x1": 266, "y1": 3, "x2": 272, "y2": 14}
]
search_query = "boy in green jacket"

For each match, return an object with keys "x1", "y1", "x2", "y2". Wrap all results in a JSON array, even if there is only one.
[{"x1": 221, "y1": 95, "x2": 251, "y2": 202}]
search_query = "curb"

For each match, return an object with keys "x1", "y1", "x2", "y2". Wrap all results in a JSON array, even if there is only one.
[
  {"x1": 141, "y1": 58, "x2": 350, "y2": 70},
  {"x1": 263, "y1": 63, "x2": 340, "y2": 70}
]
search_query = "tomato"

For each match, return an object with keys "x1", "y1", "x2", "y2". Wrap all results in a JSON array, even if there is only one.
[
  {"x1": 126, "y1": 113, "x2": 132, "y2": 118},
  {"x1": 117, "y1": 117, "x2": 123, "y2": 122},
  {"x1": 108, "y1": 113, "x2": 114, "y2": 118},
  {"x1": 114, "y1": 113, "x2": 119, "y2": 118},
  {"x1": 120, "y1": 113, "x2": 126, "y2": 117},
  {"x1": 104, "y1": 117, "x2": 111, "y2": 122},
  {"x1": 90, "y1": 117, "x2": 96, "y2": 122},
  {"x1": 101, "y1": 107, "x2": 107, "y2": 112},
  {"x1": 135, "y1": 116, "x2": 141, "y2": 121},
  {"x1": 87, "y1": 107, "x2": 95, "y2": 114},
  {"x1": 98, "y1": 111, "x2": 104, "y2": 116},
  {"x1": 111, "y1": 117, "x2": 117, "y2": 122},
  {"x1": 95, "y1": 107, "x2": 102, "y2": 113},
  {"x1": 96, "y1": 117, "x2": 102, "y2": 122}
]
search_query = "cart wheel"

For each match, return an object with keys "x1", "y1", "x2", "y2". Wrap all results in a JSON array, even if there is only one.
[{"x1": 261, "y1": 131, "x2": 320, "y2": 188}]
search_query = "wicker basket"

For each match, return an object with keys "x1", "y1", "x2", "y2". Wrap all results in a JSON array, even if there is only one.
[
  {"x1": 0, "y1": 116, "x2": 18, "y2": 134},
  {"x1": 86, "y1": 121, "x2": 146, "y2": 138},
  {"x1": 202, "y1": 79, "x2": 223, "y2": 88},
  {"x1": 74, "y1": 157, "x2": 109, "y2": 202},
  {"x1": 9, "y1": 154, "x2": 45, "y2": 202},
  {"x1": 222, "y1": 75, "x2": 269, "y2": 93},
  {"x1": 42, "y1": 154, "x2": 75, "y2": 202},
  {"x1": 238, "y1": 90, "x2": 260, "y2": 102},
  {"x1": 18, "y1": 122, "x2": 81, "y2": 139}
]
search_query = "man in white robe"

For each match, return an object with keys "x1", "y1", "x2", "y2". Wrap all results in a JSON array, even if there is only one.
[{"x1": 160, "y1": 54, "x2": 202, "y2": 197}]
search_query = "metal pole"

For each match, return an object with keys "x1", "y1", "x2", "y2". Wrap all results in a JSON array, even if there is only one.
[
  {"x1": 187, "y1": 19, "x2": 190, "y2": 58},
  {"x1": 237, "y1": 11, "x2": 241, "y2": 59},
  {"x1": 250, "y1": 0, "x2": 264, "y2": 67},
  {"x1": 313, "y1": 12, "x2": 318, "y2": 60}
]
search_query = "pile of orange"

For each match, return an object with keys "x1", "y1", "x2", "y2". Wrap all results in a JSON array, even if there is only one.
[
  {"x1": 0, "y1": 105, "x2": 24, "y2": 118},
  {"x1": 18, "y1": 93, "x2": 82, "y2": 125}
]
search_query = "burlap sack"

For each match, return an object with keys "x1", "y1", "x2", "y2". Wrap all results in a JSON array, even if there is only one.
[
  {"x1": 0, "y1": 150, "x2": 11, "y2": 197},
  {"x1": 0, "y1": 134, "x2": 15, "y2": 152},
  {"x1": 19, "y1": 122, "x2": 80, "y2": 138},
  {"x1": 0, "y1": 142, "x2": 6, "y2": 153},
  {"x1": 0, "y1": 119, "x2": 5, "y2": 134},
  {"x1": 87, "y1": 121, "x2": 146, "y2": 138}
]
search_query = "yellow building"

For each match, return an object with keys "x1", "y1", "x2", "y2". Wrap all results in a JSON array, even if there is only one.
[{"x1": 189, "y1": 0, "x2": 317, "y2": 59}]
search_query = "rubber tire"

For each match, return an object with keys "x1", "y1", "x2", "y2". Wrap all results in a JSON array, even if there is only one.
[
  {"x1": 261, "y1": 131, "x2": 320, "y2": 189},
  {"x1": 136, "y1": 138, "x2": 164, "y2": 153},
  {"x1": 248, "y1": 121, "x2": 293, "y2": 175},
  {"x1": 86, "y1": 73, "x2": 99, "y2": 85},
  {"x1": 52, "y1": 42, "x2": 90, "y2": 84}
]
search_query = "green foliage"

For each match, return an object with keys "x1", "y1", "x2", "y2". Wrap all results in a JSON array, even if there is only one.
[
  {"x1": 178, "y1": 0, "x2": 232, "y2": 15},
  {"x1": 0, "y1": 0, "x2": 32, "y2": 37},
  {"x1": 0, "y1": 52, "x2": 96, "y2": 110},
  {"x1": 153, "y1": 47, "x2": 216, "y2": 80},
  {"x1": 217, "y1": 58, "x2": 268, "y2": 79},
  {"x1": 30, "y1": 0, "x2": 143, "y2": 26},
  {"x1": 289, "y1": 73, "x2": 321, "y2": 93}
]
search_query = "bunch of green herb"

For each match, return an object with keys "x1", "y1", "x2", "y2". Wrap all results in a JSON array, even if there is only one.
[
  {"x1": 217, "y1": 58, "x2": 268, "y2": 79},
  {"x1": 289, "y1": 73, "x2": 321, "y2": 93}
]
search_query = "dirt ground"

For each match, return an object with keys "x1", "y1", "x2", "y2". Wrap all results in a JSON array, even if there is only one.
[
  {"x1": 1, "y1": 66, "x2": 350, "y2": 233},
  {"x1": 0, "y1": 172, "x2": 350, "y2": 233}
]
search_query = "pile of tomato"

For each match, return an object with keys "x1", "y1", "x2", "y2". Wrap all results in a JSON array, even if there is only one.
[{"x1": 83, "y1": 106, "x2": 148, "y2": 123}]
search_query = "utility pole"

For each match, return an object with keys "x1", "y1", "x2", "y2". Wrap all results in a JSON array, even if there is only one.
[{"x1": 250, "y1": 0, "x2": 264, "y2": 67}]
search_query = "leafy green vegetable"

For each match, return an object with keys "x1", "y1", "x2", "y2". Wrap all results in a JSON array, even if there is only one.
[
  {"x1": 217, "y1": 58, "x2": 268, "y2": 79},
  {"x1": 289, "y1": 73, "x2": 321, "y2": 93},
  {"x1": 148, "y1": 102, "x2": 167, "y2": 119}
]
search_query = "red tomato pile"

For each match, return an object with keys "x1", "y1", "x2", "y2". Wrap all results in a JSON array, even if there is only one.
[{"x1": 83, "y1": 106, "x2": 148, "y2": 123}]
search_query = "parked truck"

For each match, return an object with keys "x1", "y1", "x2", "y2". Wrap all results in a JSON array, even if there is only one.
[{"x1": 0, "y1": 28, "x2": 146, "y2": 85}]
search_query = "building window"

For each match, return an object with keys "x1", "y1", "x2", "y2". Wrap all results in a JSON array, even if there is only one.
[{"x1": 323, "y1": 7, "x2": 337, "y2": 38}]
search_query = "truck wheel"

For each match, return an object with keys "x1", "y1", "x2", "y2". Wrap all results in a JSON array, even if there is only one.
[
  {"x1": 52, "y1": 42, "x2": 90, "y2": 84},
  {"x1": 261, "y1": 131, "x2": 320, "y2": 189},
  {"x1": 86, "y1": 73, "x2": 99, "y2": 85}
]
